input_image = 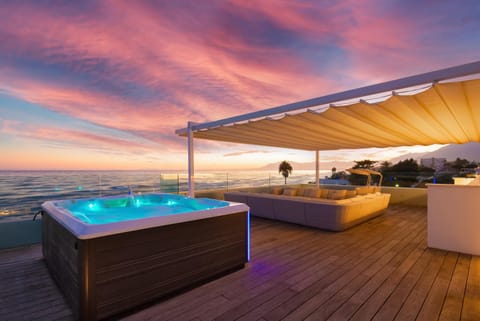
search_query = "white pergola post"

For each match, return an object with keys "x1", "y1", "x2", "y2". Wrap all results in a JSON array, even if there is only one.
[
  {"x1": 187, "y1": 121, "x2": 195, "y2": 198},
  {"x1": 315, "y1": 150, "x2": 320, "y2": 189}
]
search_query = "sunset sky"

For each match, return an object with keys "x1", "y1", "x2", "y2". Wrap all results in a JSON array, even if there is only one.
[{"x1": 1, "y1": 0, "x2": 479, "y2": 170}]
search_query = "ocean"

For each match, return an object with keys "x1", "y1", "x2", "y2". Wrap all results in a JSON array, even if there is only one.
[{"x1": 0, "y1": 169, "x2": 326, "y2": 221}]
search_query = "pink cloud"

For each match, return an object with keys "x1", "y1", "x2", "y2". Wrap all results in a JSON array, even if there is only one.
[
  {"x1": 0, "y1": 64, "x2": 195, "y2": 149},
  {"x1": 1, "y1": 119, "x2": 160, "y2": 154},
  {"x1": 0, "y1": 0, "x2": 338, "y2": 115},
  {"x1": 226, "y1": 0, "x2": 479, "y2": 84},
  {"x1": 322, "y1": 1, "x2": 480, "y2": 82}
]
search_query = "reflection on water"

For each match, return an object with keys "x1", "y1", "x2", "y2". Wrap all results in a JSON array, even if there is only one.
[
  {"x1": 0, "y1": 170, "x2": 326, "y2": 221},
  {"x1": 0, "y1": 209, "x2": 13, "y2": 216}
]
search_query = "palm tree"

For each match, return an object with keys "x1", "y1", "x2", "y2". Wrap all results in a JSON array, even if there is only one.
[
  {"x1": 331, "y1": 167, "x2": 337, "y2": 177},
  {"x1": 279, "y1": 161, "x2": 293, "y2": 184},
  {"x1": 353, "y1": 159, "x2": 377, "y2": 169},
  {"x1": 380, "y1": 161, "x2": 392, "y2": 172}
]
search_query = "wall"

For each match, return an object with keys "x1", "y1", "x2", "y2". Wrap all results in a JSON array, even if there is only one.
[
  {"x1": 0, "y1": 219, "x2": 42, "y2": 249},
  {"x1": 380, "y1": 186, "x2": 427, "y2": 207}
]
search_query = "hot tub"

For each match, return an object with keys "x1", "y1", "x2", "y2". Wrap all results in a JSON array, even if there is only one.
[{"x1": 41, "y1": 193, "x2": 249, "y2": 321}]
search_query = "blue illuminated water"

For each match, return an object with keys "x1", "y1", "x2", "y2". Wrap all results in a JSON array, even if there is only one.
[{"x1": 57, "y1": 194, "x2": 229, "y2": 224}]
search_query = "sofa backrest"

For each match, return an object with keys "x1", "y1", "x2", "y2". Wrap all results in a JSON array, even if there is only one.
[{"x1": 266, "y1": 185, "x2": 384, "y2": 200}]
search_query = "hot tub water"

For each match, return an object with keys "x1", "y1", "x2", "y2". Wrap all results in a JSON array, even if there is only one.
[{"x1": 53, "y1": 193, "x2": 229, "y2": 224}]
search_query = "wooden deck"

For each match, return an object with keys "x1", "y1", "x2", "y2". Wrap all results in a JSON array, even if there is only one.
[{"x1": 1, "y1": 205, "x2": 479, "y2": 321}]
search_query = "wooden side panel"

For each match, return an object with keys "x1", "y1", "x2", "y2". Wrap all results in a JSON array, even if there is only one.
[
  {"x1": 43, "y1": 210, "x2": 248, "y2": 320},
  {"x1": 93, "y1": 212, "x2": 248, "y2": 320},
  {"x1": 42, "y1": 213, "x2": 81, "y2": 320}
]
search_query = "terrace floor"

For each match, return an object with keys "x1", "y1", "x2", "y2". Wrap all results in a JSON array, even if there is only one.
[{"x1": 1, "y1": 205, "x2": 479, "y2": 321}]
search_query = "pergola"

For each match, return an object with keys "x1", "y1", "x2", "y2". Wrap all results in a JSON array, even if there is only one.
[{"x1": 176, "y1": 61, "x2": 480, "y2": 197}]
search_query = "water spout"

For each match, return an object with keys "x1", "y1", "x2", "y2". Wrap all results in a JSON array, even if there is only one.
[{"x1": 128, "y1": 186, "x2": 135, "y2": 205}]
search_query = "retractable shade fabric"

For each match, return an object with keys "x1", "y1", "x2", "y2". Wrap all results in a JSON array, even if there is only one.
[{"x1": 178, "y1": 79, "x2": 480, "y2": 151}]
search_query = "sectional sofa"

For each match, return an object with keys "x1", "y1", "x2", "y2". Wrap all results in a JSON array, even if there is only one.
[{"x1": 224, "y1": 186, "x2": 390, "y2": 231}]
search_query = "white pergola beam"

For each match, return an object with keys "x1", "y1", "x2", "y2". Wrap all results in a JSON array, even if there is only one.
[{"x1": 187, "y1": 121, "x2": 195, "y2": 197}]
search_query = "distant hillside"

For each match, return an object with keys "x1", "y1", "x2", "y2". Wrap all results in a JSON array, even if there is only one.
[
  {"x1": 257, "y1": 160, "x2": 354, "y2": 171},
  {"x1": 255, "y1": 143, "x2": 479, "y2": 171},
  {"x1": 389, "y1": 142, "x2": 480, "y2": 163}
]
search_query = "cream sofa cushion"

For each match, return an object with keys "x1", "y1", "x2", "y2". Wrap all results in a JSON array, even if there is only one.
[
  {"x1": 327, "y1": 189, "x2": 347, "y2": 200},
  {"x1": 271, "y1": 187, "x2": 283, "y2": 195},
  {"x1": 303, "y1": 188, "x2": 315, "y2": 198},
  {"x1": 283, "y1": 188, "x2": 298, "y2": 196},
  {"x1": 296, "y1": 188, "x2": 305, "y2": 197},
  {"x1": 356, "y1": 186, "x2": 370, "y2": 195},
  {"x1": 345, "y1": 190, "x2": 357, "y2": 198},
  {"x1": 304, "y1": 188, "x2": 323, "y2": 198},
  {"x1": 318, "y1": 189, "x2": 329, "y2": 198}
]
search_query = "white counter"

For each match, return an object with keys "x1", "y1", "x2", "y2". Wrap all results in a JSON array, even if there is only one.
[
  {"x1": 428, "y1": 184, "x2": 480, "y2": 255},
  {"x1": 452, "y1": 177, "x2": 475, "y2": 185}
]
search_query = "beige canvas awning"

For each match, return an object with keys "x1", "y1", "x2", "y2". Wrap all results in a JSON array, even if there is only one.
[{"x1": 178, "y1": 78, "x2": 480, "y2": 150}]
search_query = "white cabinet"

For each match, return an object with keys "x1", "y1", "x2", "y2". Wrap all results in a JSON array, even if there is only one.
[{"x1": 428, "y1": 184, "x2": 480, "y2": 255}]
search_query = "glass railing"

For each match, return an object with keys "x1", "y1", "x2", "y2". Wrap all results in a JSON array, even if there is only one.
[{"x1": 0, "y1": 170, "x2": 320, "y2": 221}]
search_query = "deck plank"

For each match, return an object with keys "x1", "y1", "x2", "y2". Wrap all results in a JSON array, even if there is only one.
[
  {"x1": 282, "y1": 221, "x2": 426, "y2": 321},
  {"x1": 439, "y1": 254, "x2": 470, "y2": 321},
  {"x1": 347, "y1": 244, "x2": 427, "y2": 321},
  {"x1": 393, "y1": 250, "x2": 446, "y2": 321},
  {"x1": 462, "y1": 255, "x2": 480, "y2": 321},
  {"x1": 370, "y1": 246, "x2": 433, "y2": 321},
  {"x1": 0, "y1": 245, "x2": 74, "y2": 321},
  {"x1": 307, "y1": 230, "x2": 426, "y2": 321},
  {"x1": 263, "y1": 209, "x2": 425, "y2": 321},
  {"x1": 140, "y1": 210, "x2": 401, "y2": 321},
  {"x1": 0, "y1": 205, "x2": 479, "y2": 321},
  {"x1": 416, "y1": 252, "x2": 459, "y2": 321}
]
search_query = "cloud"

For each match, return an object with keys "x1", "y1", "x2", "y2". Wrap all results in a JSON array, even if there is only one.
[
  {"x1": 223, "y1": 149, "x2": 274, "y2": 157},
  {"x1": 0, "y1": 119, "x2": 160, "y2": 155},
  {"x1": 332, "y1": 0, "x2": 480, "y2": 82},
  {"x1": 0, "y1": 1, "x2": 339, "y2": 120}
]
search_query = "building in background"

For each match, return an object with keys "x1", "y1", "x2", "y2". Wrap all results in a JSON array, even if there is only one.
[{"x1": 421, "y1": 158, "x2": 446, "y2": 171}]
